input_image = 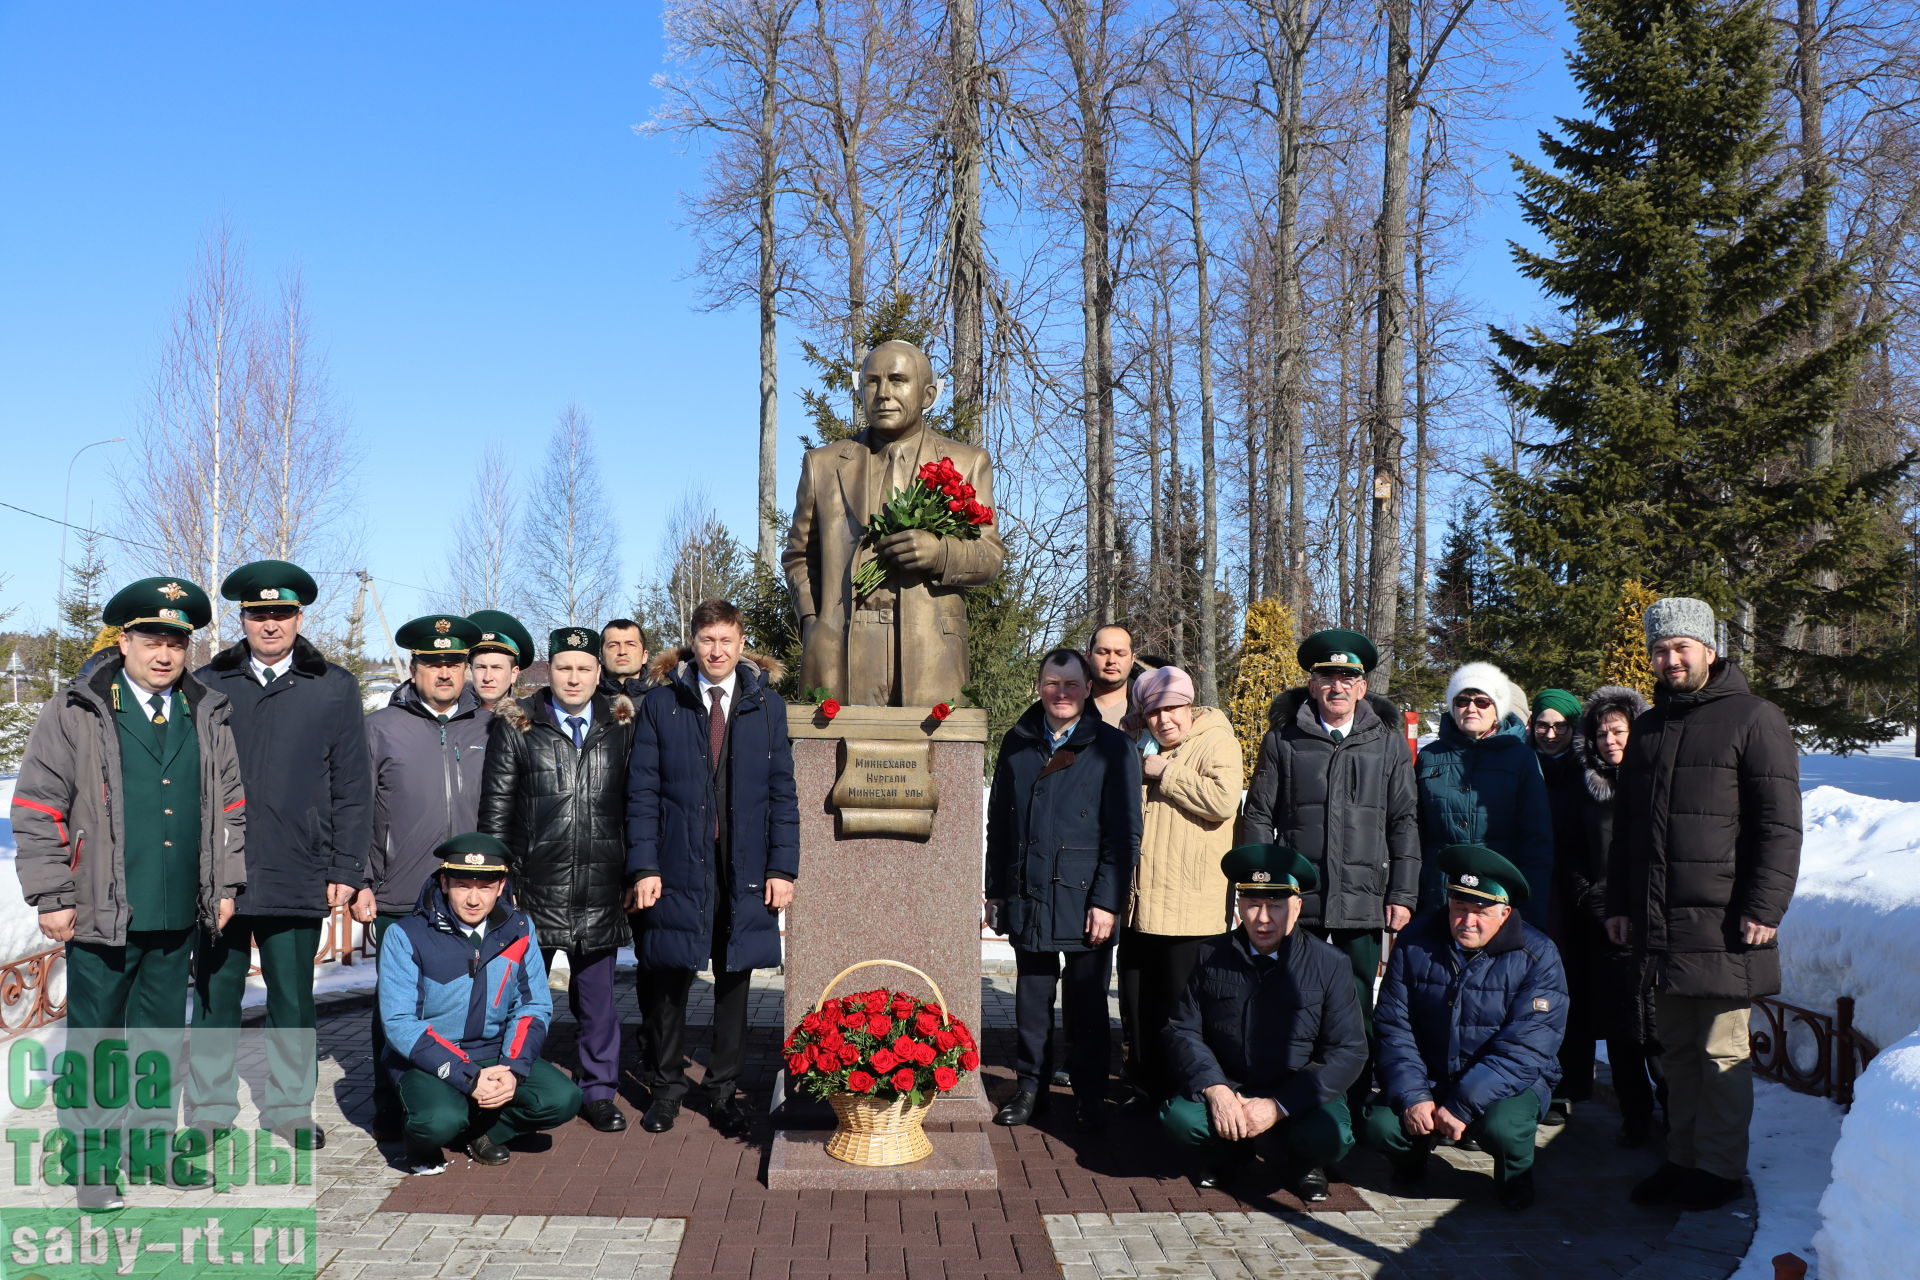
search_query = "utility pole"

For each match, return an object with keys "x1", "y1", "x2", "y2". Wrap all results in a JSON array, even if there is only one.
[{"x1": 356, "y1": 570, "x2": 407, "y2": 679}]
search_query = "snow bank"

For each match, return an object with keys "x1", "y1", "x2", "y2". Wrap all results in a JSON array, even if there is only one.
[
  {"x1": 1812, "y1": 1033, "x2": 1920, "y2": 1280},
  {"x1": 1780, "y1": 786, "x2": 1920, "y2": 1052}
]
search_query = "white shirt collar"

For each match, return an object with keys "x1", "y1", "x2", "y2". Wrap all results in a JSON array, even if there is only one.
[
  {"x1": 248, "y1": 648, "x2": 288, "y2": 685},
  {"x1": 123, "y1": 673, "x2": 172, "y2": 720},
  {"x1": 697, "y1": 669, "x2": 739, "y2": 712}
]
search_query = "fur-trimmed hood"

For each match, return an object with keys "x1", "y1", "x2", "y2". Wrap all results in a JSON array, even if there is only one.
[
  {"x1": 495, "y1": 687, "x2": 635, "y2": 734},
  {"x1": 646, "y1": 645, "x2": 786, "y2": 687},
  {"x1": 206, "y1": 633, "x2": 331, "y2": 678},
  {"x1": 1445, "y1": 661, "x2": 1526, "y2": 726},
  {"x1": 1573, "y1": 684, "x2": 1649, "y2": 802}
]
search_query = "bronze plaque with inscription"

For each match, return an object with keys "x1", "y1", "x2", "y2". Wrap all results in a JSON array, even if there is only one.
[{"x1": 830, "y1": 739, "x2": 939, "y2": 838}]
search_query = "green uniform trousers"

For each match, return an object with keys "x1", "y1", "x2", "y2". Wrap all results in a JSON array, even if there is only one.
[
  {"x1": 66, "y1": 929, "x2": 195, "y2": 1031},
  {"x1": 399, "y1": 1058, "x2": 582, "y2": 1150},
  {"x1": 367, "y1": 913, "x2": 409, "y2": 1124},
  {"x1": 62, "y1": 930, "x2": 195, "y2": 1189},
  {"x1": 1362, "y1": 1092, "x2": 1541, "y2": 1183},
  {"x1": 189, "y1": 914, "x2": 322, "y2": 1130},
  {"x1": 1160, "y1": 1094, "x2": 1353, "y2": 1174}
]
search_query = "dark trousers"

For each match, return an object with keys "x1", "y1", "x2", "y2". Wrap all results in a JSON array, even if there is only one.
[
  {"x1": 189, "y1": 914, "x2": 321, "y2": 1130},
  {"x1": 1320, "y1": 927, "x2": 1382, "y2": 1104},
  {"x1": 1013, "y1": 945, "x2": 1113, "y2": 1099},
  {"x1": 1117, "y1": 930, "x2": 1207, "y2": 1100},
  {"x1": 368, "y1": 913, "x2": 409, "y2": 1124},
  {"x1": 545, "y1": 946, "x2": 621, "y2": 1100},
  {"x1": 1610, "y1": 1037, "x2": 1666, "y2": 1124},
  {"x1": 1363, "y1": 1092, "x2": 1541, "y2": 1183},
  {"x1": 1160, "y1": 1095, "x2": 1353, "y2": 1174},
  {"x1": 637, "y1": 965, "x2": 752, "y2": 1104},
  {"x1": 399, "y1": 1057, "x2": 582, "y2": 1150}
]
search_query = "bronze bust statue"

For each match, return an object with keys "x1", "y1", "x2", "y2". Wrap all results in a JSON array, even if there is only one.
[{"x1": 783, "y1": 340, "x2": 1005, "y2": 707}]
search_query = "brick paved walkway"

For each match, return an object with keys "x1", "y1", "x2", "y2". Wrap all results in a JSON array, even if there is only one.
[{"x1": 0, "y1": 969, "x2": 1757, "y2": 1278}]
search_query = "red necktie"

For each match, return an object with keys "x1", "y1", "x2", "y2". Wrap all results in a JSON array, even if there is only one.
[{"x1": 708, "y1": 687, "x2": 726, "y2": 839}]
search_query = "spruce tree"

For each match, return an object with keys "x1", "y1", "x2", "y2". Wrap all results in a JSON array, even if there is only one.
[
  {"x1": 1486, "y1": 0, "x2": 1912, "y2": 745},
  {"x1": 53, "y1": 529, "x2": 112, "y2": 682}
]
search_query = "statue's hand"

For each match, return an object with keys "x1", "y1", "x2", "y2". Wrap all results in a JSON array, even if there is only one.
[{"x1": 876, "y1": 529, "x2": 943, "y2": 574}]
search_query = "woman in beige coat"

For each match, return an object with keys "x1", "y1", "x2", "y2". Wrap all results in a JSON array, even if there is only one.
[{"x1": 1119, "y1": 666, "x2": 1242, "y2": 1104}]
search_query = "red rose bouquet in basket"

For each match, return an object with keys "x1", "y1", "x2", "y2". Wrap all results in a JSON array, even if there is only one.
[
  {"x1": 853, "y1": 456, "x2": 994, "y2": 599},
  {"x1": 784, "y1": 960, "x2": 980, "y2": 1165}
]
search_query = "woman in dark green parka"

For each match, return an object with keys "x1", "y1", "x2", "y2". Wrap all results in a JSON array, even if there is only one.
[{"x1": 1415, "y1": 663, "x2": 1552, "y2": 929}]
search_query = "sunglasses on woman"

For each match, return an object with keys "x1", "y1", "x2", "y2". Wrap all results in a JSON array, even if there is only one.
[{"x1": 1452, "y1": 694, "x2": 1495, "y2": 710}]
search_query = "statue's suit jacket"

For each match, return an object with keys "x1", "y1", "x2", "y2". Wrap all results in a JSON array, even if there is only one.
[{"x1": 783, "y1": 429, "x2": 1005, "y2": 706}]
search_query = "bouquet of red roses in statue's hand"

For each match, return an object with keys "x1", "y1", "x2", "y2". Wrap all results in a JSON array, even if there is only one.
[{"x1": 854, "y1": 456, "x2": 994, "y2": 598}]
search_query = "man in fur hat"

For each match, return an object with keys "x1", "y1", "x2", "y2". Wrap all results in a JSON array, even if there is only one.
[{"x1": 625, "y1": 599, "x2": 799, "y2": 1137}]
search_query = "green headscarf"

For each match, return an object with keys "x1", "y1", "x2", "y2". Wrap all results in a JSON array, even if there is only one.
[{"x1": 1530, "y1": 688, "x2": 1581, "y2": 720}]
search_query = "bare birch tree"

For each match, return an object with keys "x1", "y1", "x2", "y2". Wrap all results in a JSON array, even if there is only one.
[
  {"x1": 440, "y1": 442, "x2": 525, "y2": 616},
  {"x1": 522, "y1": 405, "x2": 621, "y2": 633}
]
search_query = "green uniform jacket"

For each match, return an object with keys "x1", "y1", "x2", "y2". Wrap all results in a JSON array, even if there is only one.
[{"x1": 11, "y1": 656, "x2": 247, "y2": 946}]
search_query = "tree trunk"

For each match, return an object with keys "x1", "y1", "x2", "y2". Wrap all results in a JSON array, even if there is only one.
[
  {"x1": 1188, "y1": 121, "x2": 1221, "y2": 704},
  {"x1": 1065, "y1": 0, "x2": 1116, "y2": 620},
  {"x1": 1368, "y1": 0, "x2": 1411, "y2": 691},
  {"x1": 757, "y1": 36, "x2": 782, "y2": 572},
  {"x1": 948, "y1": 0, "x2": 985, "y2": 444},
  {"x1": 1796, "y1": 0, "x2": 1837, "y2": 655}
]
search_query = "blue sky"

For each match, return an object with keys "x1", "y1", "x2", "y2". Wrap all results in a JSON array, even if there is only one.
[{"x1": 0, "y1": 1, "x2": 1578, "y2": 639}]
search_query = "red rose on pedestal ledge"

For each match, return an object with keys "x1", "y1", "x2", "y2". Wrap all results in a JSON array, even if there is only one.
[
  {"x1": 930, "y1": 703, "x2": 952, "y2": 721},
  {"x1": 820, "y1": 698, "x2": 841, "y2": 720}
]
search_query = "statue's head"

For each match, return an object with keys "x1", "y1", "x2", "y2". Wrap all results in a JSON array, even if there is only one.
[{"x1": 859, "y1": 340, "x2": 939, "y2": 442}]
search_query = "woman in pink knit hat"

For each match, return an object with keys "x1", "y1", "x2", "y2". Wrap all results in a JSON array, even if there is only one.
[{"x1": 1117, "y1": 665, "x2": 1243, "y2": 1107}]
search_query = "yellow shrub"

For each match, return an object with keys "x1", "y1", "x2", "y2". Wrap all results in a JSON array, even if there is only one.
[{"x1": 1226, "y1": 600, "x2": 1308, "y2": 785}]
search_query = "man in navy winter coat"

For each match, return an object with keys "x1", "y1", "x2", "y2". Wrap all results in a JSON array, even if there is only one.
[
  {"x1": 625, "y1": 598, "x2": 799, "y2": 1138},
  {"x1": 984, "y1": 647, "x2": 1143, "y2": 1132},
  {"x1": 191, "y1": 559, "x2": 373, "y2": 1149},
  {"x1": 1162, "y1": 845, "x2": 1367, "y2": 1202},
  {"x1": 1364, "y1": 844, "x2": 1567, "y2": 1211}
]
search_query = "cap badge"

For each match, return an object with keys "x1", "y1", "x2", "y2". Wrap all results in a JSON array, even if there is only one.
[
  {"x1": 159, "y1": 582, "x2": 187, "y2": 601},
  {"x1": 159, "y1": 608, "x2": 183, "y2": 622},
  {"x1": 1460, "y1": 874, "x2": 1479, "y2": 887},
  {"x1": 569, "y1": 630, "x2": 588, "y2": 647},
  {"x1": 259, "y1": 588, "x2": 277, "y2": 601},
  {"x1": 434, "y1": 618, "x2": 452, "y2": 634},
  {"x1": 433, "y1": 638, "x2": 452, "y2": 650},
  {"x1": 464, "y1": 852, "x2": 486, "y2": 866},
  {"x1": 1251, "y1": 871, "x2": 1272, "y2": 883},
  {"x1": 482, "y1": 632, "x2": 498, "y2": 642}
]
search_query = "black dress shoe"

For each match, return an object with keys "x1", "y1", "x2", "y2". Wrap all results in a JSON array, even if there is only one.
[
  {"x1": 993, "y1": 1090, "x2": 1040, "y2": 1127},
  {"x1": 580, "y1": 1099, "x2": 628, "y2": 1133},
  {"x1": 466, "y1": 1134, "x2": 511, "y2": 1166},
  {"x1": 1675, "y1": 1171, "x2": 1745, "y2": 1212},
  {"x1": 641, "y1": 1098, "x2": 680, "y2": 1133},
  {"x1": 1499, "y1": 1169, "x2": 1536, "y2": 1211},
  {"x1": 708, "y1": 1095, "x2": 751, "y2": 1138},
  {"x1": 1630, "y1": 1160, "x2": 1693, "y2": 1205},
  {"x1": 1195, "y1": 1152, "x2": 1254, "y2": 1190},
  {"x1": 1292, "y1": 1167, "x2": 1331, "y2": 1203},
  {"x1": 1074, "y1": 1098, "x2": 1107, "y2": 1132}
]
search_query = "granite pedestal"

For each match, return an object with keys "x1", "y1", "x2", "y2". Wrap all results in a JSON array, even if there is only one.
[{"x1": 769, "y1": 704, "x2": 998, "y2": 1190}]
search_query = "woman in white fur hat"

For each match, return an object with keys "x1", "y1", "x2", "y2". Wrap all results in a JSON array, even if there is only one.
[{"x1": 1413, "y1": 662, "x2": 1553, "y2": 929}]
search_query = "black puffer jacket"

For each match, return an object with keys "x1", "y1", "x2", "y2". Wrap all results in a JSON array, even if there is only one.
[
  {"x1": 478, "y1": 689, "x2": 635, "y2": 954},
  {"x1": 196, "y1": 636, "x2": 373, "y2": 916},
  {"x1": 985, "y1": 704, "x2": 1142, "y2": 953},
  {"x1": 1606, "y1": 660, "x2": 1800, "y2": 999},
  {"x1": 1240, "y1": 689, "x2": 1420, "y2": 930}
]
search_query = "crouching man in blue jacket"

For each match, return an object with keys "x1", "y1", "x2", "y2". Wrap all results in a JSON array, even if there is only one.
[
  {"x1": 1364, "y1": 844, "x2": 1566, "y2": 1210},
  {"x1": 377, "y1": 833, "x2": 583, "y2": 1175},
  {"x1": 1161, "y1": 845, "x2": 1367, "y2": 1203}
]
